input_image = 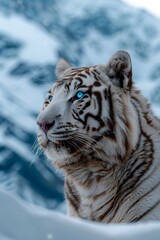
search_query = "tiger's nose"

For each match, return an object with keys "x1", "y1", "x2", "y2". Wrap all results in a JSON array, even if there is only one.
[{"x1": 37, "y1": 121, "x2": 55, "y2": 134}]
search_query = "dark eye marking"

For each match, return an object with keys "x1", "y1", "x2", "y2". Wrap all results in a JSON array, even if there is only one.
[{"x1": 48, "y1": 95, "x2": 53, "y2": 102}]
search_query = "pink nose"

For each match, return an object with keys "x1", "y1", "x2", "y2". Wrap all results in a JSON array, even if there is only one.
[{"x1": 37, "y1": 121, "x2": 54, "y2": 134}]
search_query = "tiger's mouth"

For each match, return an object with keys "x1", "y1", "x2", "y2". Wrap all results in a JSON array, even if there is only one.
[
  {"x1": 38, "y1": 130, "x2": 86, "y2": 155},
  {"x1": 38, "y1": 128, "x2": 102, "y2": 161},
  {"x1": 48, "y1": 131, "x2": 77, "y2": 143}
]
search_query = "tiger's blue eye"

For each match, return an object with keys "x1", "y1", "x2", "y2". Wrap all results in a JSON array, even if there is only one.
[
  {"x1": 76, "y1": 91, "x2": 84, "y2": 99},
  {"x1": 48, "y1": 95, "x2": 53, "y2": 102}
]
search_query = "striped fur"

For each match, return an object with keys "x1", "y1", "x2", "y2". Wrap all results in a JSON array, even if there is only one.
[{"x1": 37, "y1": 51, "x2": 160, "y2": 223}]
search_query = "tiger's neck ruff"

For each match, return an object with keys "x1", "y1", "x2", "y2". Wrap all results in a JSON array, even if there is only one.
[{"x1": 37, "y1": 51, "x2": 160, "y2": 222}]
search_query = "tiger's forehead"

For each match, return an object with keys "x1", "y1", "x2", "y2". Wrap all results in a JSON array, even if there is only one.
[{"x1": 55, "y1": 66, "x2": 100, "y2": 89}]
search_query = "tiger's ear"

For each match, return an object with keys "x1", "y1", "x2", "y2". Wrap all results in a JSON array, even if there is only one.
[
  {"x1": 55, "y1": 59, "x2": 72, "y2": 78},
  {"x1": 100, "y1": 51, "x2": 132, "y2": 91}
]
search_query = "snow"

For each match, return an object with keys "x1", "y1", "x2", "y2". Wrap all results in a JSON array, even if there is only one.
[
  {"x1": 0, "y1": 189, "x2": 160, "y2": 240},
  {"x1": 0, "y1": 13, "x2": 58, "y2": 64},
  {"x1": 0, "y1": 66, "x2": 44, "y2": 131},
  {"x1": 0, "y1": 10, "x2": 64, "y2": 209},
  {"x1": 0, "y1": 13, "x2": 54, "y2": 131},
  {"x1": 0, "y1": 13, "x2": 56, "y2": 127},
  {"x1": 123, "y1": 0, "x2": 160, "y2": 18}
]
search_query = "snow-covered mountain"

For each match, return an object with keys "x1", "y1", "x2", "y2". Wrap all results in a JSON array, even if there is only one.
[
  {"x1": 0, "y1": 13, "x2": 64, "y2": 209},
  {"x1": 0, "y1": 0, "x2": 160, "y2": 209}
]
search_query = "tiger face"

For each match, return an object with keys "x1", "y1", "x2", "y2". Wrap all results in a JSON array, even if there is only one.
[{"x1": 37, "y1": 51, "x2": 139, "y2": 168}]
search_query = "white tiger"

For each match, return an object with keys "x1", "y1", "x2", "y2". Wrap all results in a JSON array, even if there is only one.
[{"x1": 37, "y1": 50, "x2": 160, "y2": 222}]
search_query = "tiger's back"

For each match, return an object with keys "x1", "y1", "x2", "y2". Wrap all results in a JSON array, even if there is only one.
[{"x1": 37, "y1": 51, "x2": 160, "y2": 222}]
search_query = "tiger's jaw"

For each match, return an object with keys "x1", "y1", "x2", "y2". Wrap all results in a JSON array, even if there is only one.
[
  {"x1": 38, "y1": 134, "x2": 117, "y2": 173},
  {"x1": 37, "y1": 124, "x2": 124, "y2": 170},
  {"x1": 37, "y1": 129, "x2": 94, "y2": 168}
]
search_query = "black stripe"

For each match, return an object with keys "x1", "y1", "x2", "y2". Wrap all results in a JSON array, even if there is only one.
[
  {"x1": 107, "y1": 134, "x2": 153, "y2": 222},
  {"x1": 65, "y1": 180, "x2": 80, "y2": 205},
  {"x1": 92, "y1": 71, "x2": 99, "y2": 81},
  {"x1": 131, "y1": 199, "x2": 160, "y2": 222},
  {"x1": 85, "y1": 69, "x2": 90, "y2": 76},
  {"x1": 103, "y1": 88, "x2": 108, "y2": 100},
  {"x1": 81, "y1": 101, "x2": 91, "y2": 111},
  {"x1": 66, "y1": 192, "x2": 79, "y2": 213},
  {"x1": 78, "y1": 73, "x2": 87, "y2": 78},
  {"x1": 126, "y1": 180, "x2": 160, "y2": 217},
  {"x1": 107, "y1": 86, "x2": 116, "y2": 140}
]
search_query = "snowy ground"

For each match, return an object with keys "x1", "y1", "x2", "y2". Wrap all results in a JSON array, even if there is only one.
[{"x1": 0, "y1": 189, "x2": 160, "y2": 240}]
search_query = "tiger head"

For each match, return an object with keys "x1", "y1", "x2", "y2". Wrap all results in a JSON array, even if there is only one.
[{"x1": 37, "y1": 51, "x2": 139, "y2": 169}]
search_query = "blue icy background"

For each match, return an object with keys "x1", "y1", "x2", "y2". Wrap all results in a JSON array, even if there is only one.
[{"x1": 0, "y1": 0, "x2": 160, "y2": 210}]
